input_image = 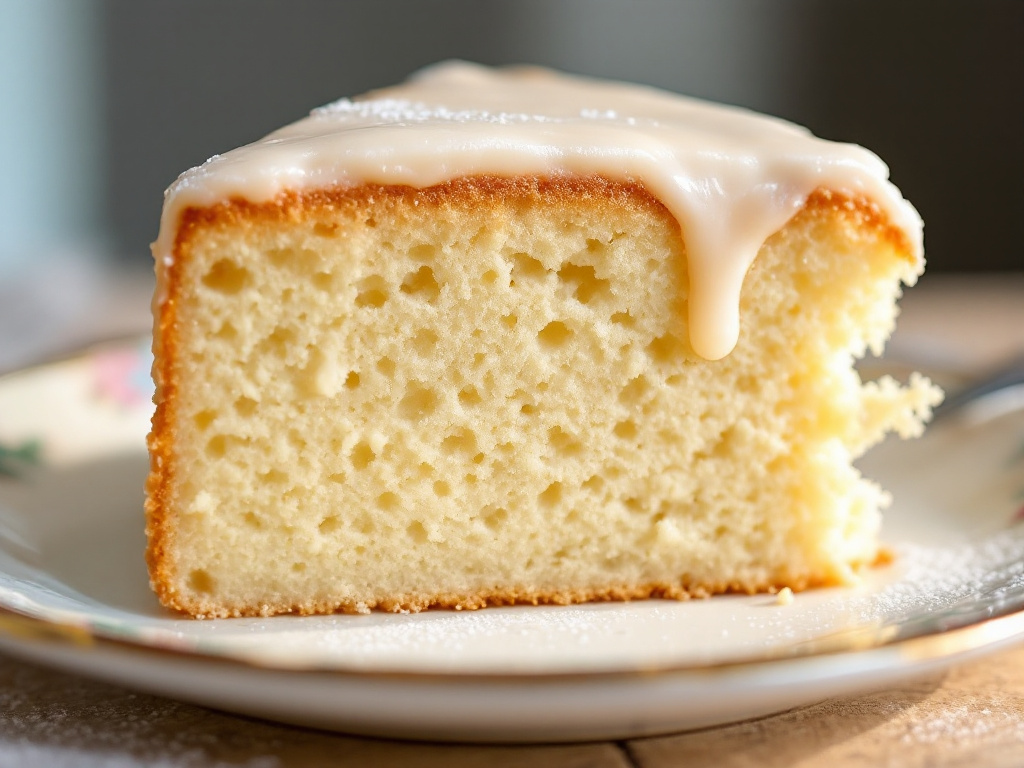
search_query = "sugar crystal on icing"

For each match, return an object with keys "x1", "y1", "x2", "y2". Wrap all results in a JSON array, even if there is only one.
[{"x1": 154, "y1": 61, "x2": 922, "y2": 359}]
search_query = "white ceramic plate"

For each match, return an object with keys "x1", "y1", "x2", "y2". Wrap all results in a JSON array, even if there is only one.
[{"x1": 0, "y1": 339, "x2": 1022, "y2": 742}]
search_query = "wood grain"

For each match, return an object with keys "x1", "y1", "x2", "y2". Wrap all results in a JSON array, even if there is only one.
[
  {"x1": 0, "y1": 651, "x2": 630, "y2": 767},
  {"x1": 0, "y1": 275, "x2": 1021, "y2": 766},
  {"x1": 629, "y1": 644, "x2": 1024, "y2": 768},
  {"x1": 1, "y1": 645, "x2": 1022, "y2": 766}
]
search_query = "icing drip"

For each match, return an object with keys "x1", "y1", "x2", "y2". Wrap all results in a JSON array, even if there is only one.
[{"x1": 155, "y1": 61, "x2": 922, "y2": 360}]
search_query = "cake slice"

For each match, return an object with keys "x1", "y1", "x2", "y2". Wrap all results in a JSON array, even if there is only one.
[{"x1": 147, "y1": 63, "x2": 941, "y2": 618}]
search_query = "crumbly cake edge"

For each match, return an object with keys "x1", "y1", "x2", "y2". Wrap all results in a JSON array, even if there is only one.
[
  {"x1": 154, "y1": 572, "x2": 864, "y2": 620},
  {"x1": 145, "y1": 174, "x2": 916, "y2": 619}
]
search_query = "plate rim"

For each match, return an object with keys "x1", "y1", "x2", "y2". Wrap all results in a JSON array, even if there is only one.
[
  {"x1": 2, "y1": 596, "x2": 1023, "y2": 684},
  {"x1": 1, "y1": 336, "x2": 1023, "y2": 684}
]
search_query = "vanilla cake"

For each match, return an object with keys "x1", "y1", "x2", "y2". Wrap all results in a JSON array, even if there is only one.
[{"x1": 147, "y1": 62, "x2": 941, "y2": 618}]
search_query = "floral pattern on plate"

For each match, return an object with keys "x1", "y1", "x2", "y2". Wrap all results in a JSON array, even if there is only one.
[
  {"x1": 0, "y1": 336, "x2": 1023, "y2": 741},
  {"x1": 91, "y1": 341, "x2": 153, "y2": 408},
  {"x1": 0, "y1": 438, "x2": 42, "y2": 479}
]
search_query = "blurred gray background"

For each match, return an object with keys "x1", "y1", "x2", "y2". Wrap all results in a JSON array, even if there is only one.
[
  {"x1": 3, "y1": 0, "x2": 1022, "y2": 274},
  {"x1": 0, "y1": 0, "x2": 1021, "y2": 368}
]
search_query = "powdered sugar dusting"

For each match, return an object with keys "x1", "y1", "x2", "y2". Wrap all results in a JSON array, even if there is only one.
[
  {"x1": 1, "y1": 462, "x2": 1022, "y2": 673},
  {"x1": 8, "y1": 525, "x2": 1012, "y2": 675},
  {"x1": 898, "y1": 701, "x2": 1024, "y2": 746},
  {"x1": 1, "y1": 356, "x2": 1023, "y2": 675},
  {"x1": 154, "y1": 61, "x2": 923, "y2": 359}
]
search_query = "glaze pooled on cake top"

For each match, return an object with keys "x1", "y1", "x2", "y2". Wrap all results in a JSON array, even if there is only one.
[{"x1": 156, "y1": 61, "x2": 922, "y2": 360}]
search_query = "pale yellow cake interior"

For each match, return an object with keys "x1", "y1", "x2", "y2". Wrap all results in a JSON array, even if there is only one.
[{"x1": 149, "y1": 178, "x2": 940, "y2": 617}]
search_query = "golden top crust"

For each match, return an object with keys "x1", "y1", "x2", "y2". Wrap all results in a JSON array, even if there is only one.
[{"x1": 147, "y1": 175, "x2": 917, "y2": 617}]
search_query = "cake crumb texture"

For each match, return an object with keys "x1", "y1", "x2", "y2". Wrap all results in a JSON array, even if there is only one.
[{"x1": 147, "y1": 176, "x2": 940, "y2": 618}]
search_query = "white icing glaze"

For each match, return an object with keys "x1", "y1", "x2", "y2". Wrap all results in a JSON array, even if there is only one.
[{"x1": 155, "y1": 61, "x2": 922, "y2": 360}]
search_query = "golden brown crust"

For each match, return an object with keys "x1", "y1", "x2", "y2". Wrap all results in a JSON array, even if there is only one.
[
  {"x1": 873, "y1": 546, "x2": 896, "y2": 567},
  {"x1": 147, "y1": 175, "x2": 675, "y2": 615},
  {"x1": 800, "y1": 188, "x2": 917, "y2": 263},
  {"x1": 147, "y1": 174, "x2": 906, "y2": 618},
  {"x1": 145, "y1": 227, "x2": 183, "y2": 612},
  {"x1": 168, "y1": 174, "x2": 677, "y2": 242},
  {"x1": 161, "y1": 572, "x2": 848, "y2": 620}
]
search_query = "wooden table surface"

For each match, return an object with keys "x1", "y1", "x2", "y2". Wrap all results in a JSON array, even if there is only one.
[{"x1": 1, "y1": 272, "x2": 1022, "y2": 767}]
